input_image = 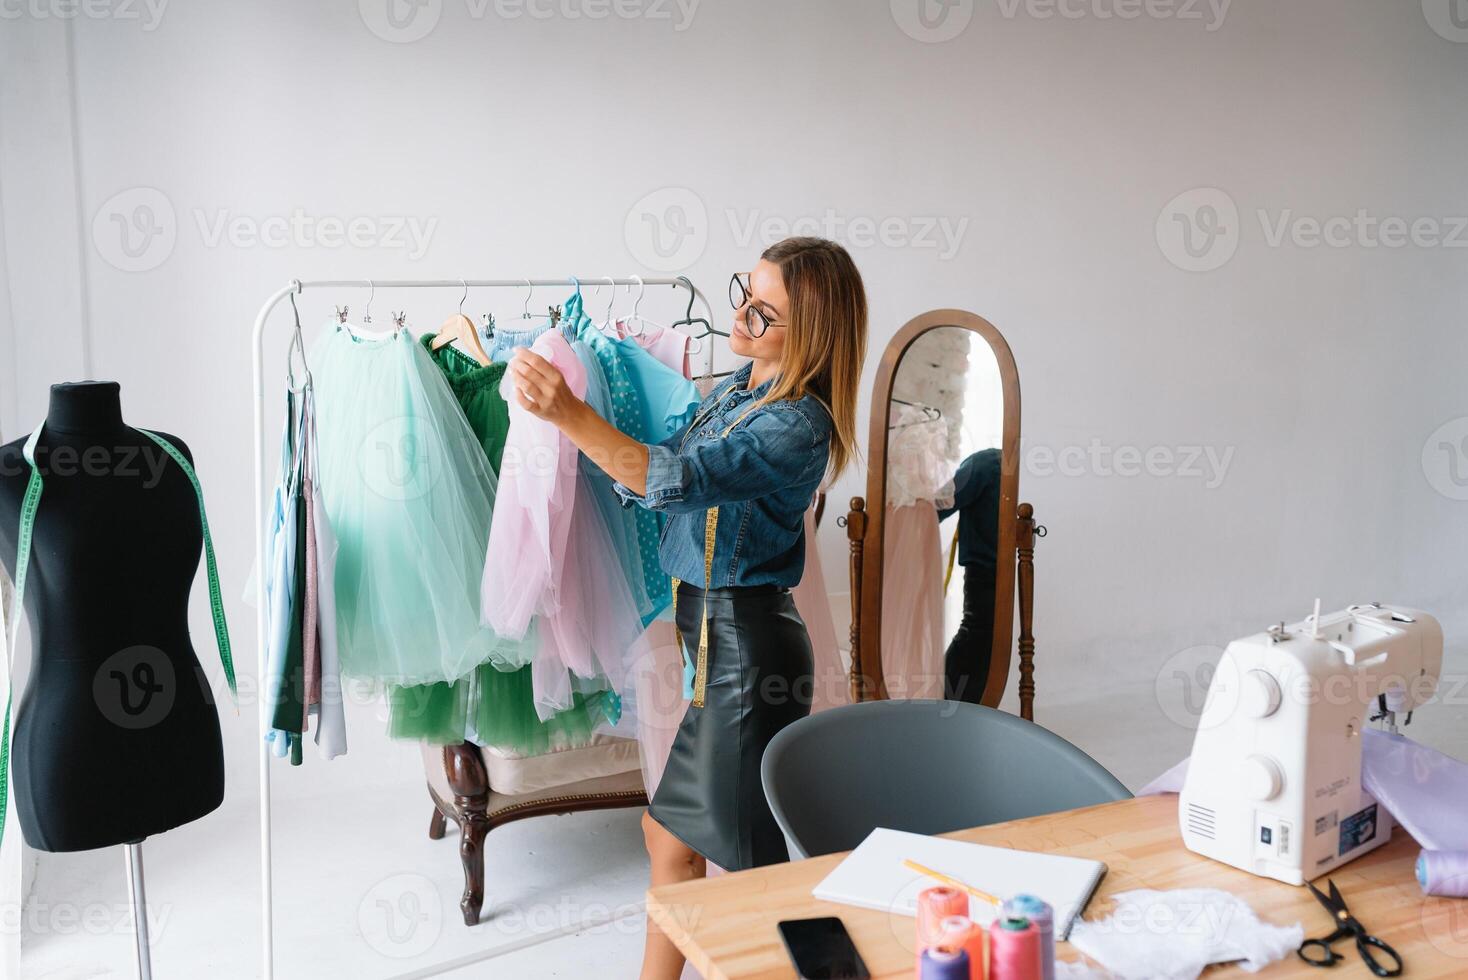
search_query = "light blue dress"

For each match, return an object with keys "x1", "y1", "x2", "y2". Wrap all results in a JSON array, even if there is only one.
[
  {"x1": 566, "y1": 293, "x2": 674, "y2": 619},
  {"x1": 611, "y1": 335, "x2": 701, "y2": 439},
  {"x1": 487, "y1": 321, "x2": 553, "y2": 362},
  {"x1": 573, "y1": 339, "x2": 654, "y2": 622}
]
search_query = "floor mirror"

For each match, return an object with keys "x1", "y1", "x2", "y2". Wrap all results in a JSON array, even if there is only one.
[{"x1": 842, "y1": 310, "x2": 1042, "y2": 718}]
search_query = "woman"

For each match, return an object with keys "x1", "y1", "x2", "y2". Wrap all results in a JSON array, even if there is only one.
[{"x1": 506, "y1": 236, "x2": 866, "y2": 979}]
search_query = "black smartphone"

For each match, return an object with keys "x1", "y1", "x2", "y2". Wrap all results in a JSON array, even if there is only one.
[{"x1": 777, "y1": 916, "x2": 871, "y2": 979}]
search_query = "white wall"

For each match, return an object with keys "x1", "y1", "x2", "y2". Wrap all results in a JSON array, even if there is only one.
[{"x1": 1, "y1": 0, "x2": 1465, "y2": 881}]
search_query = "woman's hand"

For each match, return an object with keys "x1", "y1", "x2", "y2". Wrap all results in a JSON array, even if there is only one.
[
  {"x1": 507, "y1": 349, "x2": 586, "y2": 426},
  {"x1": 505, "y1": 347, "x2": 652, "y2": 493}
]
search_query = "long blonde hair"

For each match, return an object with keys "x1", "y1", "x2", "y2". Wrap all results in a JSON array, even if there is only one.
[{"x1": 753, "y1": 236, "x2": 867, "y2": 479}]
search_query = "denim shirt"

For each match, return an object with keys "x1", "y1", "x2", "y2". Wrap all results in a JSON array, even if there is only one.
[{"x1": 614, "y1": 363, "x2": 832, "y2": 589}]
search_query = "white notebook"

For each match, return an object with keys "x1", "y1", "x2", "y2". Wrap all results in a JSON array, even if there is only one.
[{"x1": 811, "y1": 828, "x2": 1107, "y2": 940}]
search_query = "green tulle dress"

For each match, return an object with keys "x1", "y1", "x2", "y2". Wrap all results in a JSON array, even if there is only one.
[{"x1": 384, "y1": 337, "x2": 618, "y2": 751}]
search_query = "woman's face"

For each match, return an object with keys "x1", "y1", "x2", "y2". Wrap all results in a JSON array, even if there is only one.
[{"x1": 729, "y1": 258, "x2": 788, "y2": 361}]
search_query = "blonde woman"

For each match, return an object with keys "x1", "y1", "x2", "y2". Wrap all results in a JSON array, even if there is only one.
[{"x1": 507, "y1": 237, "x2": 867, "y2": 980}]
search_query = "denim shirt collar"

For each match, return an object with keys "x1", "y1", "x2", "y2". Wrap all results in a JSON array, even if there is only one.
[{"x1": 719, "y1": 362, "x2": 774, "y2": 406}]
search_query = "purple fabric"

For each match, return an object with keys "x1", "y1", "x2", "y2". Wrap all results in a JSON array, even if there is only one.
[{"x1": 1361, "y1": 730, "x2": 1468, "y2": 852}]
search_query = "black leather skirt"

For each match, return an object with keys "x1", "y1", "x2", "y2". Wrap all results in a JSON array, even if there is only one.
[{"x1": 648, "y1": 582, "x2": 814, "y2": 872}]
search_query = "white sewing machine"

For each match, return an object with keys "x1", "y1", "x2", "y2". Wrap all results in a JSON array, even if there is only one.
[{"x1": 1179, "y1": 602, "x2": 1442, "y2": 885}]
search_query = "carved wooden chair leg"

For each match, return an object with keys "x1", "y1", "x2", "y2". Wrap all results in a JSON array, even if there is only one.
[
  {"x1": 428, "y1": 808, "x2": 447, "y2": 841},
  {"x1": 443, "y1": 743, "x2": 491, "y2": 927}
]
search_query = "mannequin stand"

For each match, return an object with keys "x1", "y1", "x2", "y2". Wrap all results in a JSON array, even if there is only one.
[{"x1": 124, "y1": 841, "x2": 153, "y2": 980}]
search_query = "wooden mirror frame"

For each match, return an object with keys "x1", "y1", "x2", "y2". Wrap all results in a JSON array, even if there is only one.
[{"x1": 843, "y1": 310, "x2": 1040, "y2": 719}]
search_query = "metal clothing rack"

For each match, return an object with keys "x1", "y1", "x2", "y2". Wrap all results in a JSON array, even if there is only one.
[{"x1": 249, "y1": 276, "x2": 716, "y2": 980}]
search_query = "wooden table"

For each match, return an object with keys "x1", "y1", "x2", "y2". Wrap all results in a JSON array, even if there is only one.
[{"x1": 646, "y1": 795, "x2": 1468, "y2": 978}]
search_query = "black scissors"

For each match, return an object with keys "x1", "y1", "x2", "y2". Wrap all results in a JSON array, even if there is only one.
[{"x1": 1296, "y1": 878, "x2": 1402, "y2": 977}]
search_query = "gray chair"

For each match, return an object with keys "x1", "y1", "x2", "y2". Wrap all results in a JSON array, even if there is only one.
[{"x1": 761, "y1": 700, "x2": 1131, "y2": 859}]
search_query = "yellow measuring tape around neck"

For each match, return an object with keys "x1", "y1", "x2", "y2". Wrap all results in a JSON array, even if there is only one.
[
  {"x1": 0, "y1": 423, "x2": 236, "y2": 847},
  {"x1": 669, "y1": 388, "x2": 758, "y2": 708}
]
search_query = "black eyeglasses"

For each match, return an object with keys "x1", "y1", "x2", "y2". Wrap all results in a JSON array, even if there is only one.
[{"x1": 729, "y1": 273, "x2": 785, "y2": 338}]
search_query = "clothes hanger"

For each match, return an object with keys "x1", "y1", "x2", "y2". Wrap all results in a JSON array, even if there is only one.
[
  {"x1": 669, "y1": 275, "x2": 734, "y2": 381},
  {"x1": 286, "y1": 284, "x2": 313, "y2": 394},
  {"x1": 890, "y1": 397, "x2": 943, "y2": 429},
  {"x1": 431, "y1": 280, "x2": 491, "y2": 365},
  {"x1": 670, "y1": 275, "x2": 726, "y2": 339},
  {"x1": 338, "y1": 281, "x2": 382, "y2": 339},
  {"x1": 595, "y1": 276, "x2": 624, "y2": 336},
  {"x1": 620, "y1": 276, "x2": 682, "y2": 347},
  {"x1": 618, "y1": 277, "x2": 645, "y2": 339}
]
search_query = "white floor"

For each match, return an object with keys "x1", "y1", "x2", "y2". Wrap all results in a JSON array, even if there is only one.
[
  {"x1": 20, "y1": 790, "x2": 651, "y2": 980},
  {"x1": 21, "y1": 635, "x2": 1468, "y2": 980}
]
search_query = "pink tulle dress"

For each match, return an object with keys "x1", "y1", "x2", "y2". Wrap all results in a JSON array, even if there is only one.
[
  {"x1": 481, "y1": 330, "x2": 643, "y2": 720},
  {"x1": 881, "y1": 405, "x2": 956, "y2": 700}
]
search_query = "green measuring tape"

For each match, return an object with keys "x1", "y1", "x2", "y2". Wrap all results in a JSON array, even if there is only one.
[{"x1": 1, "y1": 424, "x2": 236, "y2": 845}]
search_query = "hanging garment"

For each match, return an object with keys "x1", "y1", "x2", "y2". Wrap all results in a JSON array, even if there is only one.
[
  {"x1": 481, "y1": 329, "x2": 586, "y2": 641},
  {"x1": 880, "y1": 405, "x2": 954, "y2": 700},
  {"x1": 620, "y1": 320, "x2": 693, "y2": 380},
  {"x1": 881, "y1": 504, "x2": 947, "y2": 701},
  {"x1": 570, "y1": 294, "x2": 675, "y2": 619},
  {"x1": 305, "y1": 389, "x2": 347, "y2": 760},
  {"x1": 573, "y1": 340, "x2": 653, "y2": 622},
  {"x1": 263, "y1": 393, "x2": 306, "y2": 762},
  {"x1": 887, "y1": 404, "x2": 956, "y2": 510},
  {"x1": 388, "y1": 337, "x2": 618, "y2": 751},
  {"x1": 612, "y1": 334, "x2": 702, "y2": 437},
  {"x1": 300, "y1": 405, "x2": 321, "y2": 725},
  {"x1": 487, "y1": 320, "x2": 553, "y2": 363},
  {"x1": 792, "y1": 503, "x2": 846, "y2": 713},
  {"x1": 484, "y1": 328, "x2": 643, "y2": 719},
  {"x1": 312, "y1": 325, "x2": 528, "y2": 685}
]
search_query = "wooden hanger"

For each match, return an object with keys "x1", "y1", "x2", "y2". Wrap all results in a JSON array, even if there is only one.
[{"x1": 431, "y1": 280, "x2": 491, "y2": 365}]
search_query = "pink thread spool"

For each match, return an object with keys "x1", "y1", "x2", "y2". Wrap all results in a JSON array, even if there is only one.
[
  {"x1": 917, "y1": 887, "x2": 970, "y2": 972},
  {"x1": 989, "y1": 915, "x2": 1041, "y2": 980},
  {"x1": 938, "y1": 914, "x2": 987, "y2": 979}
]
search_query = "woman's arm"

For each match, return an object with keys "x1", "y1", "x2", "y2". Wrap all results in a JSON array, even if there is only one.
[{"x1": 507, "y1": 347, "x2": 653, "y2": 494}]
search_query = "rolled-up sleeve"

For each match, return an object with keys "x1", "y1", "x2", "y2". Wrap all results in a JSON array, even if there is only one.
[{"x1": 614, "y1": 405, "x2": 829, "y2": 514}]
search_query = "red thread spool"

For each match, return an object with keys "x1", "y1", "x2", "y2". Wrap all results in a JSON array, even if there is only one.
[{"x1": 989, "y1": 915, "x2": 1041, "y2": 980}]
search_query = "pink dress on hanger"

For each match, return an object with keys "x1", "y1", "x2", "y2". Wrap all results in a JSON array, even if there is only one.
[
  {"x1": 622, "y1": 320, "x2": 694, "y2": 380},
  {"x1": 880, "y1": 405, "x2": 956, "y2": 700},
  {"x1": 482, "y1": 330, "x2": 645, "y2": 720}
]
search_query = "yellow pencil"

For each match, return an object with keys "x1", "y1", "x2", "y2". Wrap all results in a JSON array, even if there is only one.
[{"x1": 903, "y1": 859, "x2": 1002, "y2": 907}]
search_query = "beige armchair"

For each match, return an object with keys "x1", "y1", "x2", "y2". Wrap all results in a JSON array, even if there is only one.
[{"x1": 421, "y1": 734, "x2": 647, "y2": 925}]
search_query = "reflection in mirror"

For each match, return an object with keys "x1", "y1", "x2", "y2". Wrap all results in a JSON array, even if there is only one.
[{"x1": 880, "y1": 326, "x2": 1004, "y2": 702}]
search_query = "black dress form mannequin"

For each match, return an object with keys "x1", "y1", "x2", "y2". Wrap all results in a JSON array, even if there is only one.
[{"x1": 0, "y1": 382, "x2": 224, "y2": 852}]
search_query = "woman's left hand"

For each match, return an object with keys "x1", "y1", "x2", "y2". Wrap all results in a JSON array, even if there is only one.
[{"x1": 508, "y1": 349, "x2": 584, "y2": 426}]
